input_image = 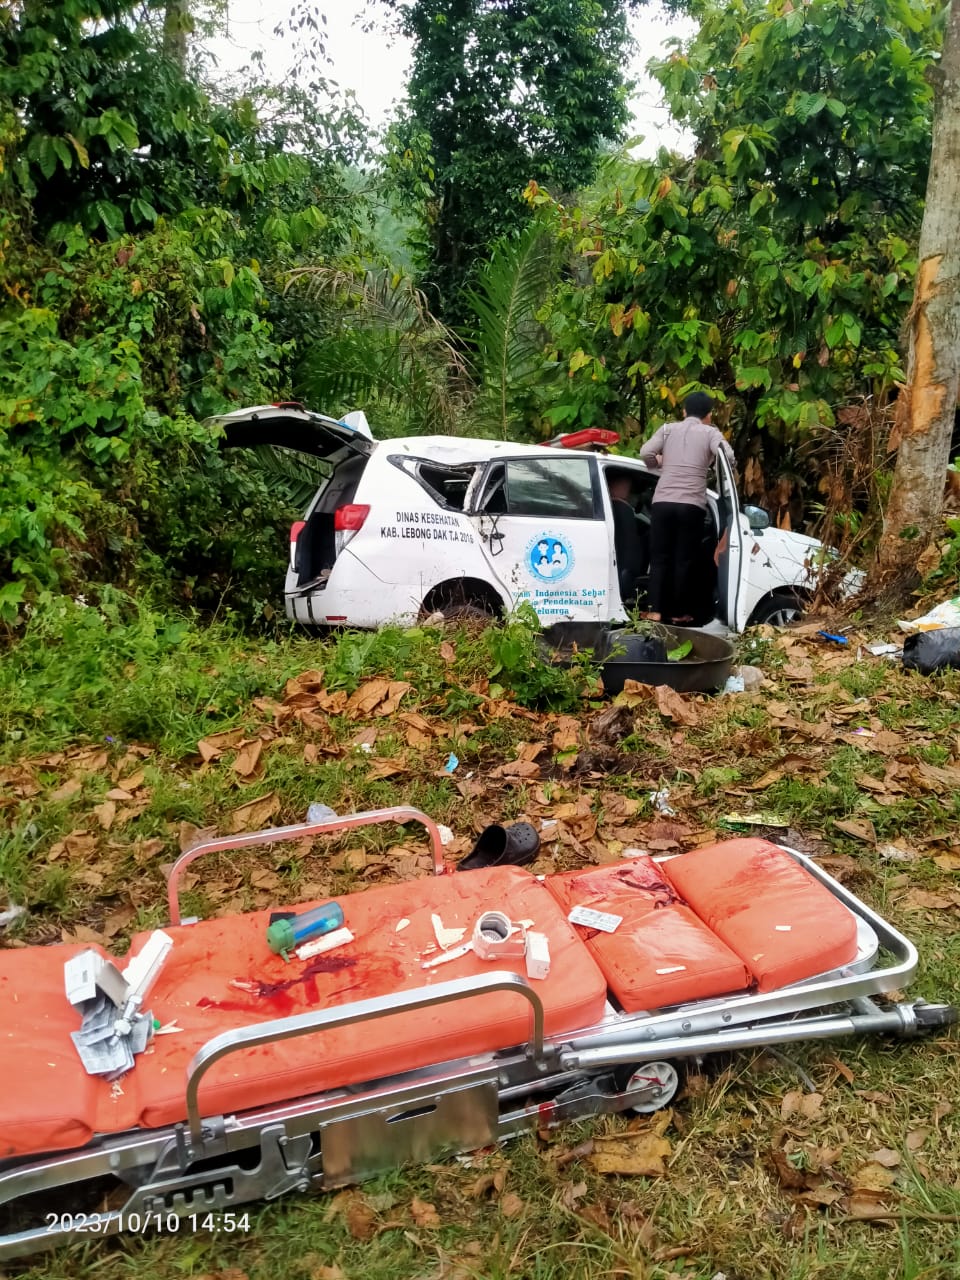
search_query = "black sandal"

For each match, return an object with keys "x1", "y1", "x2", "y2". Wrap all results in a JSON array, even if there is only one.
[{"x1": 456, "y1": 822, "x2": 541, "y2": 872}]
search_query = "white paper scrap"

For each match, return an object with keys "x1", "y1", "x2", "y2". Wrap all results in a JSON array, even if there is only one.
[{"x1": 432, "y1": 913, "x2": 467, "y2": 949}]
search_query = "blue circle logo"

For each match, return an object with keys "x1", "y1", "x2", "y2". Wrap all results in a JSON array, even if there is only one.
[{"x1": 527, "y1": 535, "x2": 574, "y2": 583}]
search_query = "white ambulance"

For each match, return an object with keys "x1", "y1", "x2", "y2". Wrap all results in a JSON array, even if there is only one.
[{"x1": 213, "y1": 403, "x2": 830, "y2": 631}]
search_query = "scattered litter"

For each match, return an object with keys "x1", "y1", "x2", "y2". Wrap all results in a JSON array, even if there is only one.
[
  {"x1": 622, "y1": 847, "x2": 649, "y2": 859},
  {"x1": 656, "y1": 965, "x2": 686, "y2": 975},
  {"x1": 306, "y1": 802, "x2": 338, "y2": 823},
  {"x1": 898, "y1": 596, "x2": 960, "y2": 634},
  {"x1": 267, "y1": 901, "x2": 345, "y2": 962},
  {"x1": 878, "y1": 843, "x2": 919, "y2": 863},
  {"x1": 853, "y1": 728, "x2": 875, "y2": 738},
  {"x1": 817, "y1": 631, "x2": 848, "y2": 645},
  {"x1": 296, "y1": 926, "x2": 355, "y2": 961},
  {"x1": 395, "y1": 918, "x2": 411, "y2": 932},
  {"x1": 723, "y1": 674, "x2": 745, "y2": 694},
  {"x1": 867, "y1": 643, "x2": 900, "y2": 657},
  {"x1": 902, "y1": 627, "x2": 960, "y2": 676},
  {"x1": 525, "y1": 931, "x2": 550, "y2": 980},
  {"x1": 443, "y1": 753, "x2": 459, "y2": 773},
  {"x1": 721, "y1": 812, "x2": 790, "y2": 829},
  {"x1": 437, "y1": 823, "x2": 455, "y2": 846},
  {"x1": 0, "y1": 904, "x2": 26, "y2": 929},
  {"x1": 540, "y1": 819, "x2": 559, "y2": 836},
  {"x1": 472, "y1": 912, "x2": 525, "y2": 961},
  {"x1": 65, "y1": 930, "x2": 173, "y2": 1078},
  {"x1": 421, "y1": 911, "x2": 548, "y2": 977},
  {"x1": 153, "y1": 1020, "x2": 183, "y2": 1035},
  {"x1": 648, "y1": 788, "x2": 676, "y2": 817},
  {"x1": 431, "y1": 913, "x2": 466, "y2": 949},
  {"x1": 568, "y1": 905, "x2": 623, "y2": 933},
  {"x1": 421, "y1": 939, "x2": 473, "y2": 970},
  {"x1": 358, "y1": 742, "x2": 373, "y2": 754},
  {"x1": 775, "y1": 925, "x2": 792, "y2": 932}
]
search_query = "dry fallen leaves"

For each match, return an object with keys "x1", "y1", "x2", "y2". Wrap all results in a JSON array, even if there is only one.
[
  {"x1": 781, "y1": 1090, "x2": 824, "y2": 1121},
  {"x1": 197, "y1": 728, "x2": 246, "y2": 763},
  {"x1": 654, "y1": 685, "x2": 698, "y2": 726},
  {"x1": 232, "y1": 739, "x2": 263, "y2": 778},
  {"x1": 226, "y1": 791, "x2": 280, "y2": 833},
  {"x1": 499, "y1": 1192, "x2": 525, "y2": 1218},
  {"x1": 410, "y1": 1196, "x2": 440, "y2": 1228},
  {"x1": 589, "y1": 1129, "x2": 671, "y2": 1177}
]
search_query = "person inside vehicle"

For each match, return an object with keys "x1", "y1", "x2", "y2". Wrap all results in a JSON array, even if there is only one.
[
  {"x1": 606, "y1": 469, "x2": 648, "y2": 605},
  {"x1": 638, "y1": 391, "x2": 736, "y2": 625}
]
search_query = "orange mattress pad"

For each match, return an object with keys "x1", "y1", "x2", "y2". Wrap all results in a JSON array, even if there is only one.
[
  {"x1": 0, "y1": 867, "x2": 606, "y2": 1158},
  {"x1": 545, "y1": 859, "x2": 750, "y2": 1011},
  {"x1": 661, "y1": 838, "x2": 860, "y2": 991}
]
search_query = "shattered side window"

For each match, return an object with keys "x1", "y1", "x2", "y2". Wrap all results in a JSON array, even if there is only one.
[
  {"x1": 388, "y1": 456, "x2": 478, "y2": 511},
  {"x1": 415, "y1": 463, "x2": 476, "y2": 510}
]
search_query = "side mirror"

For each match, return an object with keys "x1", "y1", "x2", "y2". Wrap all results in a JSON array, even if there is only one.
[{"x1": 743, "y1": 504, "x2": 770, "y2": 532}]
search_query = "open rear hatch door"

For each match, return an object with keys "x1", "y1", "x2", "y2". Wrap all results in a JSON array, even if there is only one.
[{"x1": 207, "y1": 404, "x2": 375, "y2": 466}]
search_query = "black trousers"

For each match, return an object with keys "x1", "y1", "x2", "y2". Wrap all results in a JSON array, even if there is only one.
[{"x1": 648, "y1": 501, "x2": 704, "y2": 621}]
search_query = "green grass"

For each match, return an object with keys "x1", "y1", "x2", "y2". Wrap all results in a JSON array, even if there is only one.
[{"x1": 2, "y1": 600, "x2": 960, "y2": 1279}]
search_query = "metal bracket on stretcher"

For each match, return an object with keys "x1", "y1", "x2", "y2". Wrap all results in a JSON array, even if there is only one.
[{"x1": 0, "y1": 806, "x2": 955, "y2": 1260}]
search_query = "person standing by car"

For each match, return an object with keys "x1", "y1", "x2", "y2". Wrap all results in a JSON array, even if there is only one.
[{"x1": 638, "y1": 392, "x2": 736, "y2": 624}]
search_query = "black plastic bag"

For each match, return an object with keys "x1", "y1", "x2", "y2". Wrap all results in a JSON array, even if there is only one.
[
  {"x1": 902, "y1": 627, "x2": 960, "y2": 675},
  {"x1": 607, "y1": 633, "x2": 669, "y2": 664}
]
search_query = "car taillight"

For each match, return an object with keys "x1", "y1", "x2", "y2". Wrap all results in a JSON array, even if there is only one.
[
  {"x1": 289, "y1": 520, "x2": 305, "y2": 572},
  {"x1": 334, "y1": 503, "x2": 370, "y2": 555},
  {"x1": 334, "y1": 504, "x2": 370, "y2": 531}
]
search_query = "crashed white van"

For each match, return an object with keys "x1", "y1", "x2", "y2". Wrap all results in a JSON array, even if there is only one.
[{"x1": 213, "y1": 404, "x2": 828, "y2": 631}]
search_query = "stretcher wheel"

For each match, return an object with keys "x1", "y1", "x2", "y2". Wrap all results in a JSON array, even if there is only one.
[
  {"x1": 615, "y1": 1059, "x2": 681, "y2": 1113},
  {"x1": 913, "y1": 1002, "x2": 958, "y2": 1031}
]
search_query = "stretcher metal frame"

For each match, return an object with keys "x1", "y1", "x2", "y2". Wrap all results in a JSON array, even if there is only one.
[{"x1": 1, "y1": 807, "x2": 954, "y2": 1259}]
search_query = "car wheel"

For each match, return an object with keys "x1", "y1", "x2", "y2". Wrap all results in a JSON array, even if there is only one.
[{"x1": 750, "y1": 592, "x2": 804, "y2": 627}]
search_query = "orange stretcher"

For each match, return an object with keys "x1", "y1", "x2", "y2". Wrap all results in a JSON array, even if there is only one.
[{"x1": 0, "y1": 807, "x2": 954, "y2": 1258}]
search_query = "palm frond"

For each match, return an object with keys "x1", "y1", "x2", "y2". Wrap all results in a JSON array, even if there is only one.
[
  {"x1": 247, "y1": 444, "x2": 332, "y2": 510},
  {"x1": 284, "y1": 266, "x2": 472, "y2": 435},
  {"x1": 464, "y1": 223, "x2": 558, "y2": 439}
]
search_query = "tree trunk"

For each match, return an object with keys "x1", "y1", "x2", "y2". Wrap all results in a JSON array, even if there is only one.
[
  {"x1": 875, "y1": 1, "x2": 960, "y2": 581},
  {"x1": 163, "y1": 0, "x2": 189, "y2": 70}
]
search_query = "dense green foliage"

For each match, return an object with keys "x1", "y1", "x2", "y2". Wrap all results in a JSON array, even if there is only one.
[
  {"x1": 379, "y1": 0, "x2": 635, "y2": 319},
  {"x1": 0, "y1": 0, "x2": 373, "y2": 620},
  {"x1": 524, "y1": 0, "x2": 939, "y2": 507}
]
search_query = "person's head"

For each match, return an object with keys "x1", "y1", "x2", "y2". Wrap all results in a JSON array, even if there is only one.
[
  {"x1": 683, "y1": 391, "x2": 714, "y2": 422},
  {"x1": 606, "y1": 470, "x2": 632, "y2": 502}
]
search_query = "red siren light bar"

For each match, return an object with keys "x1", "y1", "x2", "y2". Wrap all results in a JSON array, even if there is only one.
[{"x1": 543, "y1": 428, "x2": 620, "y2": 450}]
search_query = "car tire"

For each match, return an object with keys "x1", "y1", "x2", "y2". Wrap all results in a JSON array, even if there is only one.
[{"x1": 750, "y1": 592, "x2": 804, "y2": 627}]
